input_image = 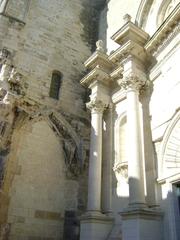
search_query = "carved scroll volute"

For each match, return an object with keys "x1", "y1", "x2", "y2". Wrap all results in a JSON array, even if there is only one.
[{"x1": 120, "y1": 75, "x2": 146, "y2": 92}]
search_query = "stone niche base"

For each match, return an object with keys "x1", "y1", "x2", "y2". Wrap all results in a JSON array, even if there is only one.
[
  {"x1": 80, "y1": 212, "x2": 113, "y2": 240},
  {"x1": 121, "y1": 208, "x2": 163, "y2": 240}
]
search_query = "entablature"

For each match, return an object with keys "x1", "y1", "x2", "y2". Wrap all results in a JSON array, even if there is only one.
[{"x1": 145, "y1": 3, "x2": 180, "y2": 55}]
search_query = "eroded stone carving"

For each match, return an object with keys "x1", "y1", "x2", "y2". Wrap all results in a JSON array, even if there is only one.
[
  {"x1": 114, "y1": 162, "x2": 128, "y2": 181},
  {"x1": 8, "y1": 67, "x2": 27, "y2": 96},
  {"x1": 96, "y1": 40, "x2": 105, "y2": 53},
  {"x1": 120, "y1": 75, "x2": 146, "y2": 91},
  {"x1": 86, "y1": 98, "x2": 107, "y2": 113},
  {"x1": 49, "y1": 113, "x2": 85, "y2": 178}
]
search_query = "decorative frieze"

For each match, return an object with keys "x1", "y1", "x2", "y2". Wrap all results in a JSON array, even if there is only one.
[{"x1": 145, "y1": 3, "x2": 180, "y2": 55}]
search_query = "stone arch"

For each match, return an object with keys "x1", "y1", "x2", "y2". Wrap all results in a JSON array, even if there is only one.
[
  {"x1": 6, "y1": 118, "x2": 69, "y2": 239},
  {"x1": 135, "y1": 0, "x2": 154, "y2": 28},
  {"x1": 157, "y1": 0, "x2": 179, "y2": 27},
  {"x1": 136, "y1": 0, "x2": 179, "y2": 35},
  {"x1": 113, "y1": 112, "x2": 129, "y2": 198},
  {"x1": 114, "y1": 112, "x2": 127, "y2": 167},
  {"x1": 159, "y1": 110, "x2": 180, "y2": 179}
]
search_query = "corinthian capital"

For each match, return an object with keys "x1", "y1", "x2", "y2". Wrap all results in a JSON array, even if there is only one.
[
  {"x1": 86, "y1": 99, "x2": 107, "y2": 113},
  {"x1": 120, "y1": 74, "x2": 146, "y2": 91}
]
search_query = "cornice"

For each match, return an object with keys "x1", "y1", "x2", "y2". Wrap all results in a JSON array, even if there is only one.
[
  {"x1": 111, "y1": 21, "x2": 149, "y2": 46},
  {"x1": 145, "y1": 3, "x2": 180, "y2": 55},
  {"x1": 108, "y1": 40, "x2": 147, "y2": 63},
  {"x1": 80, "y1": 66, "x2": 110, "y2": 87},
  {"x1": 84, "y1": 50, "x2": 115, "y2": 71}
]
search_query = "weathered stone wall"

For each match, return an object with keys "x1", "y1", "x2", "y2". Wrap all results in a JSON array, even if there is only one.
[
  {"x1": 8, "y1": 121, "x2": 66, "y2": 239},
  {"x1": 0, "y1": 0, "x2": 94, "y2": 239}
]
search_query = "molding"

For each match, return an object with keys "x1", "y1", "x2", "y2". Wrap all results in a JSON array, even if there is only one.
[
  {"x1": 80, "y1": 65, "x2": 111, "y2": 87},
  {"x1": 135, "y1": 0, "x2": 154, "y2": 28},
  {"x1": 84, "y1": 49, "x2": 115, "y2": 71},
  {"x1": 158, "y1": 109, "x2": 180, "y2": 179},
  {"x1": 157, "y1": 173, "x2": 180, "y2": 184},
  {"x1": 111, "y1": 89, "x2": 126, "y2": 104},
  {"x1": 145, "y1": 3, "x2": 180, "y2": 55},
  {"x1": 109, "y1": 40, "x2": 148, "y2": 64},
  {"x1": 121, "y1": 208, "x2": 163, "y2": 220},
  {"x1": 111, "y1": 21, "x2": 149, "y2": 45}
]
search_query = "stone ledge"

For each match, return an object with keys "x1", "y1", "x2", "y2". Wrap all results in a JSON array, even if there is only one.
[
  {"x1": 80, "y1": 211, "x2": 114, "y2": 223},
  {"x1": 120, "y1": 207, "x2": 163, "y2": 220}
]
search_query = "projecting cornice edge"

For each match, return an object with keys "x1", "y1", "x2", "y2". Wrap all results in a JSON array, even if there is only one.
[
  {"x1": 145, "y1": 3, "x2": 180, "y2": 55},
  {"x1": 80, "y1": 66, "x2": 110, "y2": 87}
]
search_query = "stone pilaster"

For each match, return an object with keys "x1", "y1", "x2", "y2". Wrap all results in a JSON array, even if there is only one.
[{"x1": 120, "y1": 74, "x2": 146, "y2": 208}]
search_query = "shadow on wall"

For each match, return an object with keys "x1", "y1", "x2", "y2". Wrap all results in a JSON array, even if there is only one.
[{"x1": 80, "y1": 0, "x2": 107, "y2": 52}]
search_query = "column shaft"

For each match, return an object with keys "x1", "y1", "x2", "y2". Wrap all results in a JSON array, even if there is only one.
[
  {"x1": 126, "y1": 88, "x2": 146, "y2": 206},
  {"x1": 87, "y1": 109, "x2": 103, "y2": 212},
  {"x1": 102, "y1": 106, "x2": 113, "y2": 214}
]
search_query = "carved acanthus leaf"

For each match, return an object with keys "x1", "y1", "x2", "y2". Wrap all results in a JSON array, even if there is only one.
[
  {"x1": 120, "y1": 75, "x2": 146, "y2": 91},
  {"x1": 86, "y1": 98, "x2": 107, "y2": 113}
]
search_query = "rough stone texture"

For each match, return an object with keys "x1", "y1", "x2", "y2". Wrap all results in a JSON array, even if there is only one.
[
  {"x1": 0, "y1": 0, "x2": 93, "y2": 239},
  {"x1": 0, "y1": 0, "x2": 179, "y2": 240}
]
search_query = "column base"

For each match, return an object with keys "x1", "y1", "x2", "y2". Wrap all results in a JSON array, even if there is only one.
[
  {"x1": 121, "y1": 208, "x2": 163, "y2": 240},
  {"x1": 80, "y1": 211, "x2": 114, "y2": 240}
]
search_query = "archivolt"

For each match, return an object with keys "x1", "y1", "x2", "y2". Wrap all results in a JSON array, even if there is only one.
[
  {"x1": 158, "y1": 110, "x2": 180, "y2": 179},
  {"x1": 135, "y1": 0, "x2": 154, "y2": 28}
]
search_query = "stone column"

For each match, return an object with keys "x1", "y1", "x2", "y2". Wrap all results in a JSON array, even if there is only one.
[
  {"x1": 86, "y1": 99, "x2": 106, "y2": 213},
  {"x1": 121, "y1": 75, "x2": 146, "y2": 208},
  {"x1": 102, "y1": 103, "x2": 113, "y2": 215}
]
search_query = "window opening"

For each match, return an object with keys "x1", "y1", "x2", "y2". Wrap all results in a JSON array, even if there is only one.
[{"x1": 49, "y1": 71, "x2": 62, "y2": 100}]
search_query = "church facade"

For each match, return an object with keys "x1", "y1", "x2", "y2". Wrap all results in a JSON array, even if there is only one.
[{"x1": 0, "y1": 0, "x2": 179, "y2": 239}]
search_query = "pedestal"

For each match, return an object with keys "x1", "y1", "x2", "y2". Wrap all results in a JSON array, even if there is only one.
[
  {"x1": 80, "y1": 212, "x2": 113, "y2": 240},
  {"x1": 121, "y1": 208, "x2": 163, "y2": 240}
]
